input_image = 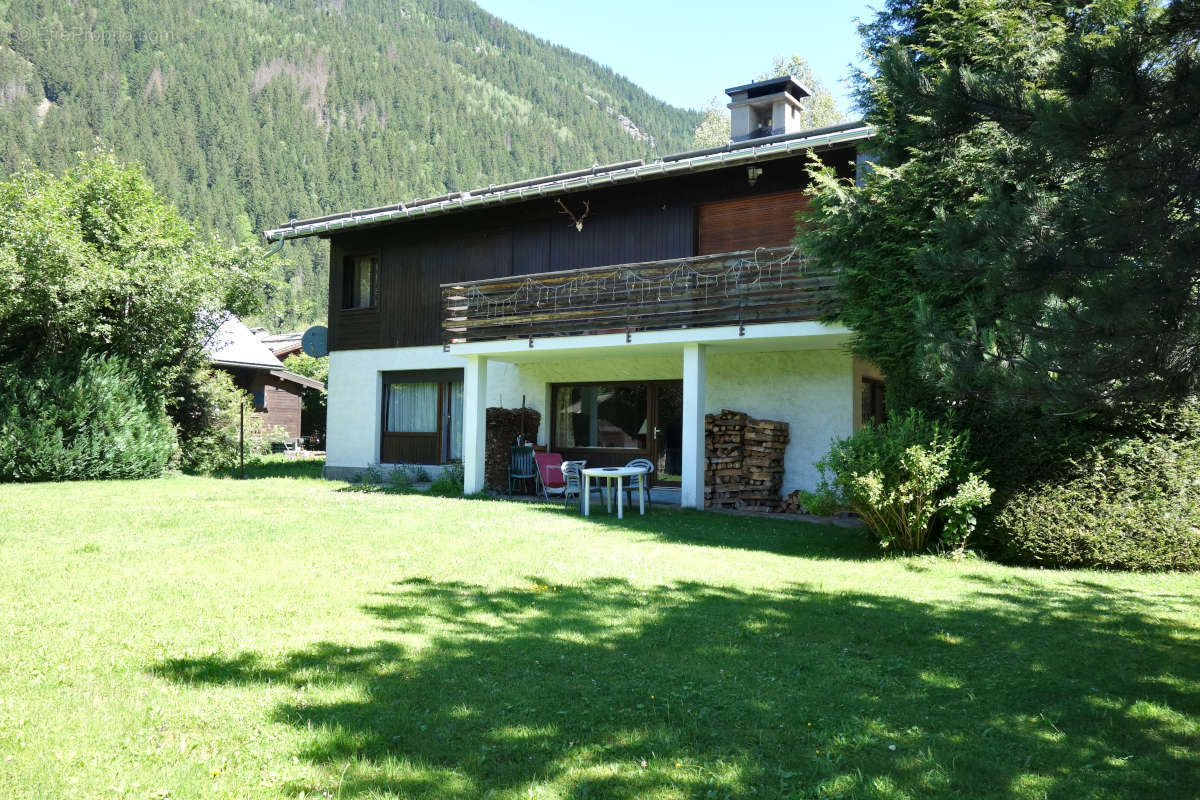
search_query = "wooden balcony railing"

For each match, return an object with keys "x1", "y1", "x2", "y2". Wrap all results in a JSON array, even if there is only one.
[{"x1": 441, "y1": 246, "x2": 838, "y2": 347}]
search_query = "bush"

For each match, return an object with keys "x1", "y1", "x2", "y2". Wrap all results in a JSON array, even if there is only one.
[
  {"x1": 282, "y1": 352, "x2": 327, "y2": 438},
  {"x1": 429, "y1": 462, "x2": 465, "y2": 497},
  {"x1": 994, "y1": 401, "x2": 1200, "y2": 571},
  {"x1": 0, "y1": 353, "x2": 176, "y2": 481},
  {"x1": 796, "y1": 488, "x2": 839, "y2": 518},
  {"x1": 172, "y1": 368, "x2": 289, "y2": 473},
  {"x1": 812, "y1": 411, "x2": 993, "y2": 553}
]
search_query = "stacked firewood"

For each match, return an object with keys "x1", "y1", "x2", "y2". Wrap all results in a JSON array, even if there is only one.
[
  {"x1": 703, "y1": 410, "x2": 748, "y2": 509},
  {"x1": 738, "y1": 417, "x2": 790, "y2": 512},
  {"x1": 780, "y1": 489, "x2": 806, "y2": 514},
  {"x1": 484, "y1": 407, "x2": 541, "y2": 491},
  {"x1": 703, "y1": 410, "x2": 789, "y2": 511}
]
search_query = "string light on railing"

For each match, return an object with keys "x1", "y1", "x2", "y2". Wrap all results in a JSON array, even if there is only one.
[{"x1": 464, "y1": 248, "x2": 804, "y2": 321}]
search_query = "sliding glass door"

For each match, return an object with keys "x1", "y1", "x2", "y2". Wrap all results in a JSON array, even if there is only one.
[{"x1": 549, "y1": 380, "x2": 682, "y2": 486}]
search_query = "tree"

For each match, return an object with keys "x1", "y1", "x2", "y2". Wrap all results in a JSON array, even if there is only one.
[
  {"x1": 692, "y1": 55, "x2": 844, "y2": 148},
  {"x1": 283, "y1": 351, "x2": 328, "y2": 437},
  {"x1": 800, "y1": 0, "x2": 1200, "y2": 419},
  {"x1": 0, "y1": 153, "x2": 272, "y2": 401},
  {"x1": 756, "y1": 55, "x2": 844, "y2": 129}
]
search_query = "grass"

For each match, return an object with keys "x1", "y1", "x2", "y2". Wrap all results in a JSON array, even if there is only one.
[{"x1": 1, "y1": 460, "x2": 1198, "y2": 799}]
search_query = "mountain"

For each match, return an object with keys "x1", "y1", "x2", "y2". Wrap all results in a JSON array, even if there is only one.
[{"x1": 0, "y1": 0, "x2": 701, "y2": 328}]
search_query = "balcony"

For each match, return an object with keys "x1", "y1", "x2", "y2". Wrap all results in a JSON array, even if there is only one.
[{"x1": 441, "y1": 246, "x2": 838, "y2": 347}]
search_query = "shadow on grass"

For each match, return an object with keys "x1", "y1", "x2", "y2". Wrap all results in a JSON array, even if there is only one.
[
  {"x1": 524, "y1": 501, "x2": 881, "y2": 562},
  {"x1": 329, "y1": 487, "x2": 879, "y2": 563},
  {"x1": 152, "y1": 575, "x2": 1200, "y2": 799}
]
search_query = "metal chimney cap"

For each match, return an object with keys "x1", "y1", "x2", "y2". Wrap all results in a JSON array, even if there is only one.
[{"x1": 725, "y1": 75, "x2": 812, "y2": 101}]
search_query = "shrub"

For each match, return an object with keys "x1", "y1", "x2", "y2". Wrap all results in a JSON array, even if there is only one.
[
  {"x1": 812, "y1": 411, "x2": 993, "y2": 553},
  {"x1": 993, "y1": 401, "x2": 1200, "y2": 571},
  {"x1": 0, "y1": 353, "x2": 176, "y2": 481},
  {"x1": 388, "y1": 465, "x2": 419, "y2": 491},
  {"x1": 429, "y1": 462, "x2": 465, "y2": 497},
  {"x1": 172, "y1": 368, "x2": 289, "y2": 473},
  {"x1": 796, "y1": 488, "x2": 839, "y2": 518},
  {"x1": 282, "y1": 352, "x2": 327, "y2": 438}
]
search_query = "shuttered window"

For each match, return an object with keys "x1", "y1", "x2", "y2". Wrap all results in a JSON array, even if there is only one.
[{"x1": 696, "y1": 189, "x2": 810, "y2": 255}]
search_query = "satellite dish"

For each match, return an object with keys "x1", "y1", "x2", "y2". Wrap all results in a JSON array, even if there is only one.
[{"x1": 301, "y1": 325, "x2": 329, "y2": 358}]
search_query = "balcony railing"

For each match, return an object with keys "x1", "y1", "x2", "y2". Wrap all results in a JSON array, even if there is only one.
[{"x1": 441, "y1": 246, "x2": 838, "y2": 347}]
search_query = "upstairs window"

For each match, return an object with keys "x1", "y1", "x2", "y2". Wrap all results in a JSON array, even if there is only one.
[{"x1": 342, "y1": 253, "x2": 378, "y2": 310}]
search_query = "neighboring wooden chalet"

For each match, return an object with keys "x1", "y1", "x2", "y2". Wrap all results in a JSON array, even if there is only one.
[
  {"x1": 264, "y1": 76, "x2": 883, "y2": 506},
  {"x1": 204, "y1": 314, "x2": 324, "y2": 439}
]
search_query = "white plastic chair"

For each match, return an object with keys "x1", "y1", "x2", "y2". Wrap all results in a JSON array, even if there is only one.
[
  {"x1": 623, "y1": 458, "x2": 654, "y2": 508},
  {"x1": 562, "y1": 460, "x2": 604, "y2": 511}
]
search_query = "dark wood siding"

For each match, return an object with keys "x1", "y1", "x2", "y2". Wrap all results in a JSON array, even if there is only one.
[
  {"x1": 259, "y1": 376, "x2": 303, "y2": 439},
  {"x1": 326, "y1": 147, "x2": 856, "y2": 351},
  {"x1": 328, "y1": 241, "x2": 382, "y2": 351},
  {"x1": 380, "y1": 433, "x2": 440, "y2": 464},
  {"x1": 233, "y1": 370, "x2": 304, "y2": 439},
  {"x1": 696, "y1": 189, "x2": 810, "y2": 255}
]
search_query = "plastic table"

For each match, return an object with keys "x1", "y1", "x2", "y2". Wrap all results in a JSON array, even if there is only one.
[{"x1": 581, "y1": 465, "x2": 649, "y2": 519}]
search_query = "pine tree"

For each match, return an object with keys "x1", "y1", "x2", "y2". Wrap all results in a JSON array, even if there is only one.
[{"x1": 802, "y1": 0, "x2": 1200, "y2": 418}]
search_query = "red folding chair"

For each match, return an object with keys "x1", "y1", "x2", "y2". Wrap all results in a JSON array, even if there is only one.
[{"x1": 534, "y1": 453, "x2": 566, "y2": 501}]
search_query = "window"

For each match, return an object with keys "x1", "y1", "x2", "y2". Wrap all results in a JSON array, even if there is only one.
[
  {"x1": 446, "y1": 381, "x2": 463, "y2": 461},
  {"x1": 384, "y1": 382, "x2": 438, "y2": 433},
  {"x1": 380, "y1": 371, "x2": 464, "y2": 465},
  {"x1": 252, "y1": 387, "x2": 266, "y2": 410},
  {"x1": 552, "y1": 384, "x2": 647, "y2": 449},
  {"x1": 341, "y1": 253, "x2": 378, "y2": 310},
  {"x1": 861, "y1": 378, "x2": 886, "y2": 427}
]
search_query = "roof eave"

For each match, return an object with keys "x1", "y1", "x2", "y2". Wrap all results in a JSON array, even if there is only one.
[{"x1": 265, "y1": 121, "x2": 874, "y2": 242}]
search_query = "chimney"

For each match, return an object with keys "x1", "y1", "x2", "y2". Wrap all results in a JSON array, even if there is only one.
[{"x1": 725, "y1": 76, "x2": 812, "y2": 142}]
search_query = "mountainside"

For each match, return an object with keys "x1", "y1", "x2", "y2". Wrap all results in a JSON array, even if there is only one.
[{"x1": 0, "y1": 0, "x2": 700, "y2": 328}]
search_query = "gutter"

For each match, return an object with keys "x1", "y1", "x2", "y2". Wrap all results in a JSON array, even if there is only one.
[{"x1": 265, "y1": 121, "x2": 874, "y2": 242}]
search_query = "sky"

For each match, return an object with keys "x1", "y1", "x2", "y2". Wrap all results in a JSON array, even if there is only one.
[{"x1": 474, "y1": 0, "x2": 878, "y2": 114}]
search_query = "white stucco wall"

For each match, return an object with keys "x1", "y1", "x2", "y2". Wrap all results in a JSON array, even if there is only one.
[
  {"x1": 325, "y1": 348, "x2": 681, "y2": 467},
  {"x1": 325, "y1": 345, "x2": 466, "y2": 469},
  {"x1": 326, "y1": 345, "x2": 854, "y2": 493},
  {"x1": 707, "y1": 350, "x2": 853, "y2": 493}
]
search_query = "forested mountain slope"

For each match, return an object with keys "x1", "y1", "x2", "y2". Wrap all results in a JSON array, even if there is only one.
[{"x1": 0, "y1": 0, "x2": 700, "y2": 327}]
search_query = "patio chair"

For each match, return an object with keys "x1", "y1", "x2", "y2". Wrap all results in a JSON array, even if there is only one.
[
  {"x1": 622, "y1": 457, "x2": 655, "y2": 508},
  {"x1": 508, "y1": 445, "x2": 539, "y2": 495},
  {"x1": 562, "y1": 460, "x2": 604, "y2": 511},
  {"x1": 534, "y1": 453, "x2": 566, "y2": 501}
]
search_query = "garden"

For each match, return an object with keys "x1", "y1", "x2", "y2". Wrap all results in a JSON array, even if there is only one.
[{"x1": 1, "y1": 462, "x2": 1198, "y2": 799}]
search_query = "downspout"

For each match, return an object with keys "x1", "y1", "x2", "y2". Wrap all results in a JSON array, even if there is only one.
[{"x1": 262, "y1": 234, "x2": 287, "y2": 258}]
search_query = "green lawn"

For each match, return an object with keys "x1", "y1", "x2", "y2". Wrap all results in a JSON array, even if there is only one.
[{"x1": 1, "y1": 463, "x2": 1198, "y2": 800}]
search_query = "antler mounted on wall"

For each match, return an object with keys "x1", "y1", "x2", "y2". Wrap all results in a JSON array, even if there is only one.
[{"x1": 555, "y1": 199, "x2": 590, "y2": 232}]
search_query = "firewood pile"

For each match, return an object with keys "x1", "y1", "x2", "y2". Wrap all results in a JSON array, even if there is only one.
[
  {"x1": 703, "y1": 409, "x2": 789, "y2": 512},
  {"x1": 704, "y1": 410, "x2": 747, "y2": 509},
  {"x1": 780, "y1": 490, "x2": 806, "y2": 514},
  {"x1": 485, "y1": 407, "x2": 541, "y2": 491}
]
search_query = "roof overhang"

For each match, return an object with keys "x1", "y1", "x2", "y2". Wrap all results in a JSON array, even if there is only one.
[
  {"x1": 210, "y1": 358, "x2": 283, "y2": 372},
  {"x1": 269, "y1": 369, "x2": 325, "y2": 391},
  {"x1": 265, "y1": 121, "x2": 874, "y2": 242}
]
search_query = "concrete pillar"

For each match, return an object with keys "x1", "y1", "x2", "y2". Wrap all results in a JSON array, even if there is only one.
[
  {"x1": 463, "y1": 355, "x2": 488, "y2": 494},
  {"x1": 681, "y1": 343, "x2": 707, "y2": 509}
]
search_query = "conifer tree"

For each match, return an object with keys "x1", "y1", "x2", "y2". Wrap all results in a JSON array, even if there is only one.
[{"x1": 802, "y1": 0, "x2": 1200, "y2": 418}]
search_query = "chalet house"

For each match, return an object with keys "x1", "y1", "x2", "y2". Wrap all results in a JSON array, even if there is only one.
[
  {"x1": 204, "y1": 313, "x2": 325, "y2": 440},
  {"x1": 264, "y1": 77, "x2": 882, "y2": 506}
]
